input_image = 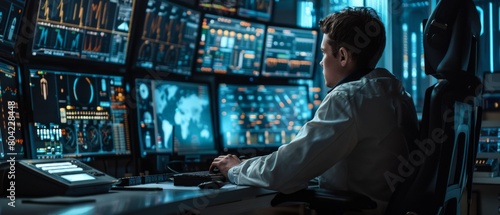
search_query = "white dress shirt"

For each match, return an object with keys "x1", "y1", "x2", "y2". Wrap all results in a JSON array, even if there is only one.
[{"x1": 227, "y1": 68, "x2": 419, "y2": 214}]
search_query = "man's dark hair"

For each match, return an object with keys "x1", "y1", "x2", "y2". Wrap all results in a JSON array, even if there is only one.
[{"x1": 319, "y1": 7, "x2": 386, "y2": 69}]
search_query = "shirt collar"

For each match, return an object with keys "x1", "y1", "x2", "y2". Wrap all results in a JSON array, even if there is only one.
[{"x1": 328, "y1": 68, "x2": 374, "y2": 93}]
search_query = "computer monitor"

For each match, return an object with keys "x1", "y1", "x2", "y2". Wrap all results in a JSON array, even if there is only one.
[
  {"x1": 199, "y1": 0, "x2": 237, "y2": 15},
  {"x1": 261, "y1": 26, "x2": 318, "y2": 78},
  {"x1": 135, "y1": 79, "x2": 217, "y2": 157},
  {"x1": 0, "y1": 59, "x2": 24, "y2": 160},
  {"x1": 0, "y1": 0, "x2": 26, "y2": 57},
  {"x1": 237, "y1": 0, "x2": 273, "y2": 22},
  {"x1": 27, "y1": 68, "x2": 131, "y2": 159},
  {"x1": 478, "y1": 126, "x2": 500, "y2": 153},
  {"x1": 134, "y1": 0, "x2": 200, "y2": 75},
  {"x1": 482, "y1": 72, "x2": 500, "y2": 111},
  {"x1": 218, "y1": 83, "x2": 312, "y2": 152},
  {"x1": 30, "y1": 0, "x2": 136, "y2": 65},
  {"x1": 196, "y1": 14, "x2": 265, "y2": 77}
]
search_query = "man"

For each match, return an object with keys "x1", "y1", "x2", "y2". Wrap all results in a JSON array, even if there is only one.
[{"x1": 210, "y1": 7, "x2": 419, "y2": 214}]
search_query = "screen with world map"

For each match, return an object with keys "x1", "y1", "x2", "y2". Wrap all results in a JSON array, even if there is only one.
[{"x1": 135, "y1": 78, "x2": 217, "y2": 156}]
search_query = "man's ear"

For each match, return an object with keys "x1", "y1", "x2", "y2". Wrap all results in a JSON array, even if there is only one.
[{"x1": 338, "y1": 47, "x2": 349, "y2": 67}]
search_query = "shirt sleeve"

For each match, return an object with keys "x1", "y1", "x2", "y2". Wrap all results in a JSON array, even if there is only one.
[{"x1": 227, "y1": 91, "x2": 359, "y2": 194}]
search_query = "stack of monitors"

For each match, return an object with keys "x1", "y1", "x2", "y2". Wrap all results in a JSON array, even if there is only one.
[
  {"x1": 135, "y1": 79, "x2": 217, "y2": 156},
  {"x1": 196, "y1": 14, "x2": 265, "y2": 76},
  {"x1": 27, "y1": 68, "x2": 131, "y2": 159},
  {"x1": 218, "y1": 84, "x2": 312, "y2": 150},
  {"x1": 30, "y1": 0, "x2": 136, "y2": 64},
  {"x1": 0, "y1": 0, "x2": 26, "y2": 56},
  {"x1": 199, "y1": 0, "x2": 237, "y2": 15},
  {"x1": 237, "y1": 0, "x2": 273, "y2": 22},
  {"x1": 0, "y1": 60, "x2": 24, "y2": 160},
  {"x1": 135, "y1": 0, "x2": 200, "y2": 75},
  {"x1": 262, "y1": 26, "x2": 318, "y2": 78}
]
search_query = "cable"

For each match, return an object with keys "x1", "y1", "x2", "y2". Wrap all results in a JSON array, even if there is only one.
[{"x1": 166, "y1": 160, "x2": 185, "y2": 174}]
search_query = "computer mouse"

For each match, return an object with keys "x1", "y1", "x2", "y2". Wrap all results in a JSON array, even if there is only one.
[
  {"x1": 198, "y1": 180, "x2": 225, "y2": 189},
  {"x1": 210, "y1": 167, "x2": 220, "y2": 174}
]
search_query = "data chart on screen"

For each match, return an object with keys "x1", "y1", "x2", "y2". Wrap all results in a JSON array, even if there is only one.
[
  {"x1": 135, "y1": 0, "x2": 200, "y2": 75},
  {"x1": 31, "y1": 0, "x2": 135, "y2": 64},
  {"x1": 196, "y1": 14, "x2": 265, "y2": 76},
  {"x1": 218, "y1": 84, "x2": 312, "y2": 149},
  {"x1": 262, "y1": 26, "x2": 318, "y2": 78},
  {"x1": 28, "y1": 69, "x2": 131, "y2": 158}
]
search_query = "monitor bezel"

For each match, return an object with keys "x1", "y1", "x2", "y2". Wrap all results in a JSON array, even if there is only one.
[
  {"x1": 194, "y1": 13, "x2": 267, "y2": 78},
  {"x1": 20, "y1": 0, "x2": 138, "y2": 71},
  {"x1": 236, "y1": 0, "x2": 274, "y2": 23},
  {"x1": 0, "y1": 57, "x2": 26, "y2": 161},
  {"x1": 131, "y1": 76, "x2": 220, "y2": 158},
  {"x1": 215, "y1": 80, "x2": 312, "y2": 156},
  {"x1": 0, "y1": 0, "x2": 27, "y2": 61},
  {"x1": 129, "y1": 0, "x2": 203, "y2": 76},
  {"x1": 21, "y1": 64, "x2": 133, "y2": 159},
  {"x1": 260, "y1": 24, "x2": 320, "y2": 79}
]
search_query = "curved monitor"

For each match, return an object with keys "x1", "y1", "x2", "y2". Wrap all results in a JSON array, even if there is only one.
[
  {"x1": 0, "y1": 59, "x2": 24, "y2": 160},
  {"x1": 262, "y1": 26, "x2": 318, "y2": 78},
  {"x1": 218, "y1": 83, "x2": 312, "y2": 151},
  {"x1": 237, "y1": 0, "x2": 273, "y2": 22},
  {"x1": 134, "y1": 0, "x2": 200, "y2": 75},
  {"x1": 135, "y1": 79, "x2": 217, "y2": 156},
  {"x1": 27, "y1": 68, "x2": 131, "y2": 159},
  {"x1": 0, "y1": 0, "x2": 26, "y2": 57},
  {"x1": 30, "y1": 0, "x2": 136, "y2": 65},
  {"x1": 196, "y1": 14, "x2": 265, "y2": 76}
]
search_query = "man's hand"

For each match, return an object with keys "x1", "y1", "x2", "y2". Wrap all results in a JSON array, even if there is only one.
[{"x1": 210, "y1": 154, "x2": 242, "y2": 179}]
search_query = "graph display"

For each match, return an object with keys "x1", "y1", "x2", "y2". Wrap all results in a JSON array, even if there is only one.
[
  {"x1": 218, "y1": 84, "x2": 312, "y2": 149},
  {"x1": 238, "y1": 0, "x2": 273, "y2": 22},
  {"x1": 262, "y1": 26, "x2": 318, "y2": 78},
  {"x1": 135, "y1": 0, "x2": 200, "y2": 75},
  {"x1": 196, "y1": 14, "x2": 265, "y2": 76},
  {"x1": 28, "y1": 69, "x2": 131, "y2": 159},
  {"x1": 135, "y1": 79, "x2": 216, "y2": 156},
  {"x1": 31, "y1": 0, "x2": 136, "y2": 64},
  {"x1": 0, "y1": 60, "x2": 24, "y2": 160},
  {"x1": 199, "y1": 0, "x2": 237, "y2": 14},
  {"x1": 0, "y1": 0, "x2": 25, "y2": 53}
]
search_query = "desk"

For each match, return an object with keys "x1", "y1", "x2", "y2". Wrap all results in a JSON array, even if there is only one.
[
  {"x1": 0, "y1": 182, "x2": 276, "y2": 215},
  {"x1": 472, "y1": 177, "x2": 500, "y2": 215}
]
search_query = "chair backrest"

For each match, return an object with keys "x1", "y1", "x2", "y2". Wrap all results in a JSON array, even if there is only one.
[{"x1": 385, "y1": 0, "x2": 482, "y2": 214}]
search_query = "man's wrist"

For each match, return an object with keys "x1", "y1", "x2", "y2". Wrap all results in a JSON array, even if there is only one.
[{"x1": 227, "y1": 167, "x2": 236, "y2": 183}]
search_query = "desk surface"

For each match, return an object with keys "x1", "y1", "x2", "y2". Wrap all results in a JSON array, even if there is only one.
[
  {"x1": 0, "y1": 182, "x2": 276, "y2": 215},
  {"x1": 473, "y1": 176, "x2": 500, "y2": 185}
]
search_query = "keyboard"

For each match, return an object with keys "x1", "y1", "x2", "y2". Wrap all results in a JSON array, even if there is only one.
[{"x1": 173, "y1": 171, "x2": 225, "y2": 186}]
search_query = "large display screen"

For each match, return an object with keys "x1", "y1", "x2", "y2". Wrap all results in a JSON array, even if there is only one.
[
  {"x1": 31, "y1": 0, "x2": 136, "y2": 64},
  {"x1": 28, "y1": 69, "x2": 131, "y2": 159},
  {"x1": 218, "y1": 84, "x2": 312, "y2": 149},
  {"x1": 135, "y1": 79, "x2": 217, "y2": 156},
  {"x1": 196, "y1": 14, "x2": 265, "y2": 76},
  {"x1": 0, "y1": 60, "x2": 24, "y2": 160},
  {"x1": 135, "y1": 0, "x2": 200, "y2": 75},
  {"x1": 262, "y1": 26, "x2": 318, "y2": 78},
  {"x1": 0, "y1": 0, "x2": 25, "y2": 56}
]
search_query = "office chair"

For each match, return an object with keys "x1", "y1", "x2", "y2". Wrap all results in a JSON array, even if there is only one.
[
  {"x1": 271, "y1": 0, "x2": 482, "y2": 214},
  {"x1": 385, "y1": 0, "x2": 482, "y2": 214}
]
